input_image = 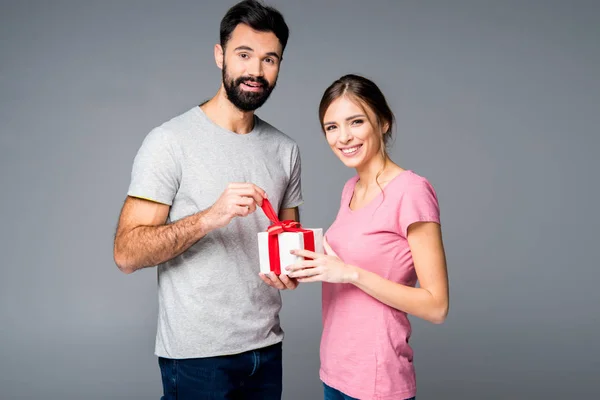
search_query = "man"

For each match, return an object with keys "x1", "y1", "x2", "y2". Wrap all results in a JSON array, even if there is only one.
[{"x1": 113, "y1": 1, "x2": 301, "y2": 398}]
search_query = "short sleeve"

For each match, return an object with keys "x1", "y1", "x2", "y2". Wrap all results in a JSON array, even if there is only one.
[
  {"x1": 398, "y1": 179, "x2": 440, "y2": 237},
  {"x1": 127, "y1": 127, "x2": 181, "y2": 205},
  {"x1": 280, "y1": 144, "x2": 303, "y2": 209}
]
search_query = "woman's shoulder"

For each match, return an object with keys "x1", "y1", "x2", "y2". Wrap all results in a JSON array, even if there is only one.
[
  {"x1": 343, "y1": 174, "x2": 360, "y2": 189},
  {"x1": 337, "y1": 174, "x2": 358, "y2": 194},
  {"x1": 384, "y1": 170, "x2": 439, "y2": 209},
  {"x1": 391, "y1": 169, "x2": 436, "y2": 192},
  {"x1": 336, "y1": 175, "x2": 359, "y2": 204}
]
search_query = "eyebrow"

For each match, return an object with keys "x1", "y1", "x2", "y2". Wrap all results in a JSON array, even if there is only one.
[
  {"x1": 234, "y1": 45, "x2": 281, "y2": 60},
  {"x1": 323, "y1": 114, "x2": 366, "y2": 125}
]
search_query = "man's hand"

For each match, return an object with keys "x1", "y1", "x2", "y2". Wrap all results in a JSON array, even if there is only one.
[
  {"x1": 206, "y1": 183, "x2": 267, "y2": 229},
  {"x1": 259, "y1": 272, "x2": 299, "y2": 290}
]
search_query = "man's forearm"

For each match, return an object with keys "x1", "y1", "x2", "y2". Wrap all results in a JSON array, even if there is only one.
[{"x1": 115, "y1": 209, "x2": 214, "y2": 273}]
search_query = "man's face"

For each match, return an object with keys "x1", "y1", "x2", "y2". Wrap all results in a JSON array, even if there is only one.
[{"x1": 219, "y1": 24, "x2": 283, "y2": 111}]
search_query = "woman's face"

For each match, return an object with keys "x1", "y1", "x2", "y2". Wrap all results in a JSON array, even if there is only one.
[{"x1": 322, "y1": 96, "x2": 385, "y2": 170}]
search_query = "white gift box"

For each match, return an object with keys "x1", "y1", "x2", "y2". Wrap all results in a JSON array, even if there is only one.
[{"x1": 258, "y1": 229, "x2": 323, "y2": 275}]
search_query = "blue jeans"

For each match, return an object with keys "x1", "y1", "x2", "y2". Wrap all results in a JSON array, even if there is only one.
[
  {"x1": 324, "y1": 382, "x2": 415, "y2": 400},
  {"x1": 158, "y1": 342, "x2": 282, "y2": 399}
]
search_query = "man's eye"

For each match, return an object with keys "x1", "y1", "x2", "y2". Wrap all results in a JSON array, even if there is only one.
[
  {"x1": 239, "y1": 53, "x2": 249, "y2": 59},
  {"x1": 265, "y1": 58, "x2": 274, "y2": 64}
]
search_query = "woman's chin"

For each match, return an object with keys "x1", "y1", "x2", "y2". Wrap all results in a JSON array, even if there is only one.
[{"x1": 338, "y1": 156, "x2": 364, "y2": 169}]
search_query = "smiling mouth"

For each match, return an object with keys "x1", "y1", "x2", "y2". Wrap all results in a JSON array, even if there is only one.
[
  {"x1": 339, "y1": 144, "x2": 363, "y2": 156},
  {"x1": 241, "y1": 81, "x2": 264, "y2": 91}
]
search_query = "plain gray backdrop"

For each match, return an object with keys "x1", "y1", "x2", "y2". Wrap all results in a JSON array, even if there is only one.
[{"x1": 1, "y1": 0, "x2": 599, "y2": 399}]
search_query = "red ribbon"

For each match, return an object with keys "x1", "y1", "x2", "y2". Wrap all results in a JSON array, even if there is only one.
[{"x1": 261, "y1": 198, "x2": 314, "y2": 275}]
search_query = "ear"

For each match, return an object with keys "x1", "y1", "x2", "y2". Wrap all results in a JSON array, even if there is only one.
[
  {"x1": 381, "y1": 120, "x2": 391, "y2": 135},
  {"x1": 214, "y1": 44, "x2": 224, "y2": 70}
]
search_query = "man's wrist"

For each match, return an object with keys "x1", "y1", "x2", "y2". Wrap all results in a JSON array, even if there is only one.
[{"x1": 196, "y1": 208, "x2": 216, "y2": 237}]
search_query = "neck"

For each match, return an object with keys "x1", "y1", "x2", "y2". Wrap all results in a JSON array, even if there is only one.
[
  {"x1": 356, "y1": 155, "x2": 401, "y2": 188},
  {"x1": 200, "y1": 85, "x2": 256, "y2": 134}
]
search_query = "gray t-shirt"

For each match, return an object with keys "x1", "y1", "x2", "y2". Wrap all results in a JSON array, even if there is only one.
[{"x1": 127, "y1": 106, "x2": 303, "y2": 359}]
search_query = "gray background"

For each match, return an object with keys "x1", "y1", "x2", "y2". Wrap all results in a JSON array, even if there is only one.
[{"x1": 1, "y1": 0, "x2": 599, "y2": 399}]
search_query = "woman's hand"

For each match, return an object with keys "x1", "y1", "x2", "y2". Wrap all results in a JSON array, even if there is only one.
[{"x1": 285, "y1": 239, "x2": 358, "y2": 284}]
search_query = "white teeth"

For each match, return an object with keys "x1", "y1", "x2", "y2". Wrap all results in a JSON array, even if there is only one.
[{"x1": 341, "y1": 146, "x2": 360, "y2": 154}]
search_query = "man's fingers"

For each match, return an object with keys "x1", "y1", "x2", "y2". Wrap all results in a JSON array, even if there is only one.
[
  {"x1": 228, "y1": 184, "x2": 267, "y2": 205},
  {"x1": 259, "y1": 273, "x2": 273, "y2": 285},
  {"x1": 267, "y1": 273, "x2": 287, "y2": 289},
  {"x1": 246, "y1": 189, "x2": 265, "y2": 207},
  {"x1": 279, "y1": 274, "x2": 298, "y2": 290},
  {"x1": 234, "y1": 205, "x2": 253, "y2": 217},
  {"x1": 259, "y1": 273, "x2": 282, "y2": 289},
  {"x1": 235, "y1": 196, "x2": 254, "y2": 206},
  {"x1": 228, "y1": 182, "x2": 265, "y2": 192},
  {"x1": 230, "y1": 191, "x2": 263, "y2": 208},
  {"x1": 240, "y1": 198, "x2": 256, "y2": 214},
  {"x1": 259, "y1": 272, "x2": 297, "y2": 290}
]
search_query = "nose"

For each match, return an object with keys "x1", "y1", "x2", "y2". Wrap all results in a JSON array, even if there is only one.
[
  {"x1": 338, "y1": 126, "x2": 352, "y2": 144},
  {"x1": 246, "y1": 58, "x2": 264, "y2": 77}
]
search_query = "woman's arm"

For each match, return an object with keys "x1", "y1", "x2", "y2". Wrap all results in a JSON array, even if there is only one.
[
  {"x1": 348, "y1": 222, "x2": 448, "y2": 324},
  {"x1": 287, "y1": 221, "x2": 449, "y2": 324}
]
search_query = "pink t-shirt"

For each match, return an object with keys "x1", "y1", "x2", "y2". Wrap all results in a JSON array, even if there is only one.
[{"x1": 320, "y1": 170, "x2": 440, "y2": 400}]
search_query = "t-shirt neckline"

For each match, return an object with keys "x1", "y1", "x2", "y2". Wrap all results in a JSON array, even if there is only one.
[
  {"x1": 346, "y1": 170, "x2": 413, "y2": 213},
  {"x1": 193, "y1": 105, "x2": 262, "y2": 138}
]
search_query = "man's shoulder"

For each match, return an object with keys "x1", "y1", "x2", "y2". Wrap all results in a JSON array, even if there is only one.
[
  {"x1": 158, "y1": 107, "x2": 198, "y2": 132},
  {"x1": 142, "y1": 107, "x2": 199, "y2": 144}
]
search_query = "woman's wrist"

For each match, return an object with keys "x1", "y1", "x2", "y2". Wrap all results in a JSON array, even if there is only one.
[{"x1": 344, "y1": 264, "x2": 360, "y2": 284}]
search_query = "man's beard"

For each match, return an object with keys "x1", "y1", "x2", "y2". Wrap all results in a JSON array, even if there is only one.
[{"x1": 222, "y1": 64, "x2": 276, "y2": 112}]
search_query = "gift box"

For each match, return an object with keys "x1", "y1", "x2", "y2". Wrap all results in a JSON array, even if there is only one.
[{"x1": 258, "y1": 199, "x2": 323, "y2": 275}]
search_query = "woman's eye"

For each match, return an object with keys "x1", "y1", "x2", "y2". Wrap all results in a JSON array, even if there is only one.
[
  {"x1": 325, "y1": 125, "x2": 337, "y2": 131},
  {"x1": 351, "y1": 119, "x2": 363, "y2": 125}
]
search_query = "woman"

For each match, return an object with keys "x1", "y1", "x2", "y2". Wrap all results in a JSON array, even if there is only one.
[{"x1": 286, "y1": 74, "x2": 449, "y2": 400}]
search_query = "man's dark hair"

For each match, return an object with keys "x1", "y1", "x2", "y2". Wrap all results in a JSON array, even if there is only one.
[{"x1": 220, "y1": 0, "x2": 289, "y2": 53}]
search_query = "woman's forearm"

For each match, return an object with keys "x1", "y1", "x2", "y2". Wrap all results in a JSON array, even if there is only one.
[{"x1": 347, "y1": 265, "x2": 448, "y2": 324}]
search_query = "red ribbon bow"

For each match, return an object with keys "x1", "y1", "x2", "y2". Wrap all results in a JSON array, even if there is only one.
[{"x1": 261, "y1": 198, "x2": 315, "y2": 275}]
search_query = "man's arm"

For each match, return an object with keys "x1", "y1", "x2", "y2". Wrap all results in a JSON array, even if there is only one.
[
  {"x1": 279, "y1": 206, "x2": 299, "y2": 222},
  {"x1": 114, "y1": 183, "x2": 266, "y2": 274},
  {"x1": 113, "y1": 196, "x2": 212, "y2": 274}
]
